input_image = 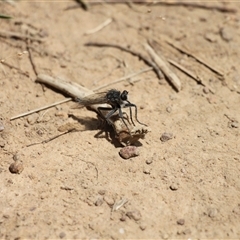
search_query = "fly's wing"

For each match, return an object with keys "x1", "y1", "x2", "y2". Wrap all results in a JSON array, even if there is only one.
[{"x1": 71, "y1": 92, "x2": 108, "y2": 109}]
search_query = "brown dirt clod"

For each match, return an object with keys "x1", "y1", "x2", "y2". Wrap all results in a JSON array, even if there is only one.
[
  {"x1": 119, "y1": 146, "x2": 140, "y2": 159},
  {"x1": 9, "y1": 161, "x2": 24, "y2": 174}
]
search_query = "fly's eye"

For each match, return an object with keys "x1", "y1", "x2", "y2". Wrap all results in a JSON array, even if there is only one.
[{"x1": 121, "y1": 90, "x2": 128, "y2": 101}]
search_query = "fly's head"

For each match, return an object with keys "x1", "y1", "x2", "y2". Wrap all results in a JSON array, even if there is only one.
[
  {"x1": 120, "y1": 90, "x2": 128, "y2": 101},
  {"x1": 120, "y1": 90, "x2": 129, "y2": 107}
]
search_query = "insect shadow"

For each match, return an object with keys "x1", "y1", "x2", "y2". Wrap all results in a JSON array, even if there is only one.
[
  {"x1": 68, "y1": 113, "x2": 100, "y2": 130},
  {"x1": 68, "y1": 113, "x2": 123, "y2": 147}
]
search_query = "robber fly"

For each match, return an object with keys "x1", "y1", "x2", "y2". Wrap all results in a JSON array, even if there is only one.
[{"x1": 73, "y1": 89, "x2": 147, "y2": 133}]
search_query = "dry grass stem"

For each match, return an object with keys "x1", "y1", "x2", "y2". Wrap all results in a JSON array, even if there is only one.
[
  {"x1": 144, "y1": 43, "x2": 181, "y2": 91},
  {"x1": 85, "y1": 18, "x2": 113, "y2": 35}
]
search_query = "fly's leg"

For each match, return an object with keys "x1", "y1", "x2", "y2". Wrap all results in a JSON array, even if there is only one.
[
  {"x1": 118, "y1": 107, "x2": 131, "y2": 134},
  {"x1": 98, "y1": 106, "x2": 132, "y2": 135},
  {"x1": 125, "y1": 102, "x2": 147, "y2": 126},
  {"x1": 97, "y1": 106, "x2": 116, "y2": 126},
  {"x1": 127, "y1": 105, "x2": 135, "y2": 126},
  {"x1": 122, "y1": 111, "x2": 131, "y2": 125}
]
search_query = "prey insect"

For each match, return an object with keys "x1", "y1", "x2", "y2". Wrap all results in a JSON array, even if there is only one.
[{"x1": 74, "y1": 89, "x2": 147, "y2": 133}]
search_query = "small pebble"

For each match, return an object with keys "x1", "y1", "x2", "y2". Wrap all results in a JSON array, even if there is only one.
[
  {"x1": 160, "y1": 132, "x2": 173, "y2": 142},
  {"x1": 13, "y1": 154, "x2": 20, "y2": 162},
  {"x1": 9, "y1": 161, "x2": 24, "y2": 174},
  {"x1": 166, "y1": 106, "x2": 172, "y2": 113},
  {"x1": 139, "y1": 222, "x2": 147, "y2": 230},
  {"x1": 27, "y1": 114, "x2": 38, "y2": 125},
  {"x1": 204, "y1": 32, "x2": 217, "y2": 42},
  {"x1": 220, "y1": 27, "x2": 234, "y2": 42},
  {"x1": 177, "y1": 219, "x2": 185, "y2": 225},
  {"x1": 36, "y1": 129, "x2": 44, "y2": 136},
  {"x1": 182, "y1": 228, "x2": 191, "y2": 235},
  {"x1": 103, "y1": 196, "x2": 115, "y2": 206},
  {"x1": 228, "y1": 121, "x2": 238, "y2": 128},
  {"x1": 208, "y1": 208, "x2": 218, "y2": 218},
  {"x1": 0, "y1": 140, "x2": 5, "y2": 148},
  {"x1": 120, "y1": 214, "x2": 127, "y2": 221},
  {"x1": 59, "y1": 232, "x2": 66, "y2": 239},
  {"x1": 0, "y1": 122, "x2": 4, "y2": 131},
  {"x1": 95, "y1": 197, "x2": 103, "y2": 206},
  {"x1": 145, "y1": 158, "x2": 153, "y2": 165},
  {"x1": 143, "y1": 167, "x2": 151, "y2": 174},
  {"x1": 203, "y1": 87, "x2": 209, "y2": 94},
  {"x1": 55, "y1": 111, "x2": 67, "y2": 118},
  {"x1": 119, "y1": 146, "x2": 139, "y2": 159},
  {"x1": 39, "y1": 29, "x2": 49, "y2": 38},
  {"x1": 207, "y1": 96, "x2": 217, "y2": 104},
  {"x1": 126, "y1": 210, "x2": 142, "y2": 221},
  {"x1": 98, "y1": 189, "x2": 106, "y2": 195},
  {"x1": 170, "y1": 182, "x2": 179, "y2": 191},
  {"x1": 60, "y1": 63, "x2": 67, "y2": 68}
]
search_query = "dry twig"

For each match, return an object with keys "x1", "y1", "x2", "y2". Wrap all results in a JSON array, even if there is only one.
[
  {"x1": 164, "y1": 38, "x2": 224, "y2": 77},
  {"x1": 144, "y1": 42, "x2": 181, "y2": 91},
  {"x1": 10, "y1": 98, "x2": 72, "y2": 121},
  {"x1": 85, "y1": 42, "x2": 164, "y2": 79},
  {"x1": 85, "y1": 18, "x2": 113, "y2": 35},
  {"x1": 151, "y1": 1, "x2": 237, "y2": 13},
  {"x1": 1, "y1": 50, "x2": 28, "y2": 76},
  {"x1": 149, "y1": 39, "x2": 216, "y2": 92},
  {"x1": 36, "y1": 74, "x2": 93, "y2": 98},
  {"x1": 26, "y1": 129, "x2": 75, "y2": 147},
  {"x1": 1, "y1": 60, "x2": 29, "y2": 77},
  {"x1": 26, "y1": 40, "x2": 38, "y2": 76},
  {"x1": 168, "y1": 59, "x2": 215, "y2": 93},
  {"x1": 93, "y1": 67, "x2": 152, "y2": 91},
  {"x1": 0, "y1": 30, "x2": 44, "y2": 42},
  {"x1": 85, "y1": 0, "x2": 236, "y2": 13}
]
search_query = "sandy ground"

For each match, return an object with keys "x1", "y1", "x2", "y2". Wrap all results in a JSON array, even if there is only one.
[{"x1": 1, "y1": 1, "x2": 240, "y2": 239}]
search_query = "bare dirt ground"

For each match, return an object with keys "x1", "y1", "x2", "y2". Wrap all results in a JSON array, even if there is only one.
[{"x1": 1, "y1": 1, "x2": 240, "y2": 239}]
